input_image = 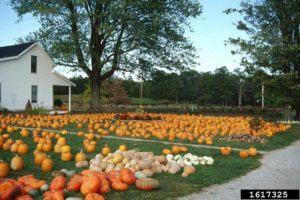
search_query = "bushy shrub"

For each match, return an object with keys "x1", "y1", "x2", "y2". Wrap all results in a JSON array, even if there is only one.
[{"x1": 54, "y1": 99, "x2": 63, "y2": 107}]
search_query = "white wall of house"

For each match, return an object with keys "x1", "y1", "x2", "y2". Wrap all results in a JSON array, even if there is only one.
[{"x1": 0, "y1": 44, "x2": 72, "y2": 110}]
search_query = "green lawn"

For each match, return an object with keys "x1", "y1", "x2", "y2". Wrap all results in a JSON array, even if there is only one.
[{"x1": 1, "y1": 123, "x2": 299, "y2": 200}]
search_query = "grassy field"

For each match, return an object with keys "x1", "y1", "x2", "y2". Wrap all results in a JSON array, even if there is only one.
[{"x1": 1, "y1": 123, "x2": 299, "y2": 199}]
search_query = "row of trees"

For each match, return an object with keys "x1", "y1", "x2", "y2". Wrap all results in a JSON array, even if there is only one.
[{"x1": 67, "y1": 66, "x2": 268, "y2": 107}]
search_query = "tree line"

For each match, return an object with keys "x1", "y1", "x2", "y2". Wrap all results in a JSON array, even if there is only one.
[{"x1": 67, "y1": 66, "x2": 272, "y2": 108}]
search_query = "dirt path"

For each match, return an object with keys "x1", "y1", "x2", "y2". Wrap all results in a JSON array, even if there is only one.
[{"x1": 180, "y1": 139, "x2": 300, "y2": 200}]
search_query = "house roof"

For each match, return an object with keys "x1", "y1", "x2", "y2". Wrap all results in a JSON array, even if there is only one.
[{"x1": 0, "y1": 42, "x2": 36, "y2": 59}]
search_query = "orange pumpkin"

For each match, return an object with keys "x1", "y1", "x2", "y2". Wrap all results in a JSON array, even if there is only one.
[
  {"x1": 101, "y1": 144, "x2": 111, "y2": 156},
  {"x1": 43, "y1": 190, "x2": 64, "y2": 200},
  {"x1": 248, "y1": 147, "x2": 257, "y2": 156},
  {"x1": 121, "y1": 169, "x2": 136, "y2": 185},
  {"x1": 220, "y1": 147, "x2": 232, "y2": 156},
  {"x1": 34, "y1": 152, "x2": 47, "y2": 165},
  {"x1": 239, "y1": 150, "x2": 249, "y2": 158},
  {"x1": 11, "y1": 154, "x2": 24, "y2": 171},
  {"x1": 41, "y1": 157, "x2": 53, "y2": 172},
  {"x1": 162, "y1": 148, "x2": 172, "y2": 155},
  {"x1": 85, "y1": 193, "x2": 105, "y2": 200},
  {"x1": 81, "y1": 175, "x2": 101, "y2": 195},
  {"x1": 50, "y1": 176, "x2": 67, "y2": 191},
  {"x1": 16, "y1": 195, "x2": 33, "y2": 200},
  {"x1": 111, "y1": 182, "x2": 128, "y2": 191},
  {"x1": 0, "y1": 160, "x2": 9, "y2": 177},
  {"x1": 171, "y1": 145, "x2": 180, "y2": 154},
  {"x1": 67, "y1": 176, "x2": 82, "y2": 191},
  {"x1": 75, "y1": 150, "x2": 86, "y2": 162},
  {"x1": 17, "y1": 144, "x2": 29, "y2": 154}
]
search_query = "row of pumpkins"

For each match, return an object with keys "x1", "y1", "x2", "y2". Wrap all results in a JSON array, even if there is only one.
[
  {"x1": 0, "y1": 113, "x2": 291, "y2": 144},
  {"x1": 0, "y1": 169, "x2": 160, "y2": 200}
]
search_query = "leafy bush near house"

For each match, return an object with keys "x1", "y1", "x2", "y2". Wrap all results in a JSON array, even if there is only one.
[
  {"x1": 28, "y1": 106, "x2": 49, "y2": 115},
  {"x1": 54, "y1": 99, "x2": 63, "y2": 107}
]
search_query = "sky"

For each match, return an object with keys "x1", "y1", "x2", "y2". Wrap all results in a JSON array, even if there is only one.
[{"x1": 0, "y1": 0, "x2": 247, "y2": 77}]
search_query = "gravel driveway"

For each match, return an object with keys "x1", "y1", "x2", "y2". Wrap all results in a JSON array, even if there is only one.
[{"x1": 180, "y1": 139, "x2": 300, "y2": 200}]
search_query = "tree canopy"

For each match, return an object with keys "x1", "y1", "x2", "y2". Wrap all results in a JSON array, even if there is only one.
[
  {"x1": 225, "y1": 0, "x2": 300, "y2": 119},
  {"x1": 11, "y1": 0, "x2": 202, "y2": 110}
]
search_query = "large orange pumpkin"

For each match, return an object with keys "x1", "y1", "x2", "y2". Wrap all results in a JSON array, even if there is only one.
[
  {"x1": 248, "y1": 147, "x2": 257, "y2": 156},
  {"x1": 239, "y1": 150, "x2": 249, "y2": 158},
  {"x1": 81, "y1": 175, "x2": 101, "y2": 195},
  {"x1": 11, "y1": 154, "x2": 24, "y2": 171},
  {"x1": 121, "y1": 169, "x2": 136, "y2": 185},
  {"x1": 17, "y1": 144, "x2": 29, "y2": 154},
  {"x1": 0, "y1": 160, "x2": 9, "y2": 177},
  {"x1": 41, "y1": 157, "x2": 53, "y2": 172},
  {"x1": 111, "y1": 182, "x2": 128, "y2": 191},
  {"x1": 85, "y1": 193, "x2": 105, "y2": 200},
  {"x1": 50, "y1": 176, "x2": 67, "y2": 191}
]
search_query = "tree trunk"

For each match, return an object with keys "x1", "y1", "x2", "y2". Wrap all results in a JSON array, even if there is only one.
[
  {"x1": 90, "y1": 71, "x2": 101, "y2": 111},
  {"x1": 295, "y1": 104, "x2": 300, "y2": 120},
  {"x1": 283, "y1": 104, "x2": 291, "y2": 122}
]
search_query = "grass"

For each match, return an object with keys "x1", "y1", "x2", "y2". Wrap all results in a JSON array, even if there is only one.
[{"x1": 1, "y1": 121, "x2": 299, "y2": 200}]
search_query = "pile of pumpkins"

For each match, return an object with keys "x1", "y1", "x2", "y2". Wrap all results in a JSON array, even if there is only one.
[{"x1": 87, "y1": 144, "x2": 212, "y2": 179}]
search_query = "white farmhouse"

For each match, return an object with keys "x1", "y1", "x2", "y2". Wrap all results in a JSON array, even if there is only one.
[{"x1": 0, "y1": 42, "x2": 75, "y2": 111}]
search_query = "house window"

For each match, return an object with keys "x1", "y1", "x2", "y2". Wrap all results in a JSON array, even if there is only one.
[
  {"x1": 31, "y1": 85, "x2": 38, "y2": 103},
  {"x1": 31, "y1": 55, "x2": 37, "y2": 73}
]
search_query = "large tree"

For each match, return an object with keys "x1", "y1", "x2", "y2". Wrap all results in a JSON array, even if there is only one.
[
  {"x1": 11, "y1": 0, "x2": 202, "y2": 110},
  {"x1": 225, "y1": 0, "x2": 300, "y2": 119}
]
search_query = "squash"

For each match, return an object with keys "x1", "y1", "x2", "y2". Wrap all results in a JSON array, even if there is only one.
[
  {"x1": 67, "y1": 177, "x2": 82, "y2": 192},
  {"x1": 162, "y1": 148, "x2": 172, "y2": 155},
  {"x1": 40, "y1": 184, "x2": 49, "y2": 192},
  {"x1": 135, "y1": 171, "x2": 147, "y2": 179},
  {"x1": 138, "y1": 159, "x2": 152, "y2": 170},
  {"x1": 156, "y1": 155, "x2": 167, "y2": 164},
  {"x1": 80, "y1": 175, "x2": 101, "y2": 195},
  {"x1": 76, "y1": 160, "x2": 89, "y2": 168},
  {"x1": 239, "y1": 150, "x2": 249, "y2": 158},
  {"x1": 43, "y1": 190, "x2": 64, "y2": 200},
  {"x1": 17, "y1": 144, "x2": 29, "y2": 154},
  {"x1": 101, "y1": 144, "x2": 111, "y2": 156},
  {"x1": 50, "y1": 176, "x2": 67, "y2": 191},
  {"x1": 75, "y1": 150, "x2": 86, "y2": 162},
  {"x1": 135, "y1": 178, "x2": 159, "y2": 191},
  {"x1": 11, "y1": 154, "x2": 24, "y2": 171},
  {"x1": 118, "y1": 144, "x2": 127, "y2": 152},
  {"x1": 15, "y1": 195, "x2": 34, "y2": 200},
  {"x1": 85, "y1": 193, "x2": 105, "y2": 200},
  {"x1": 61, "y1": 145, "x2": 71, "y2": 153},
  {"x1": 54, "y1": 144, "x2": 62, "y2": 153},
  {"x1": 179, "y1": 146, "x2": 188, "y2": 152},
  {"x1": 121, "y1": 169, "x2": 136, "y2": 185},
  {"x1": 182, "y1": 165, "x2": 196, "y2": 177},
  {"x1": 34, "y1": 152, "x2": 47, "y2": 165},
  {"x1": 41, "y1": 157, "x2": 53, "y2": 172},
  {"x1": 0, "y1": 180, "x2": 23, "y2": 200},
  {"x1": 0, "y1": 160, "x2": 9, "y2": 177},
  {"x1": 61, "y1": 152, "x2": 73, "y2": 161},
  {"x1": 248, "y1": 147, "x2": 257, "y2": 156},
  {"x1": 112, "y1": 153, "x2": 123, "y2": 164},
  {"x1": 27, "y1": 189, "x2": 39, "y2": 197},
  {"x1": 220, "y1": 147, "x2": 231, "y2": 156},
  {"x1": 171, "y1": 145, "x2": 181, "y2": 154},
  {"x1": 111, "y1": 182, "x2": 128, "y2": 191}
]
